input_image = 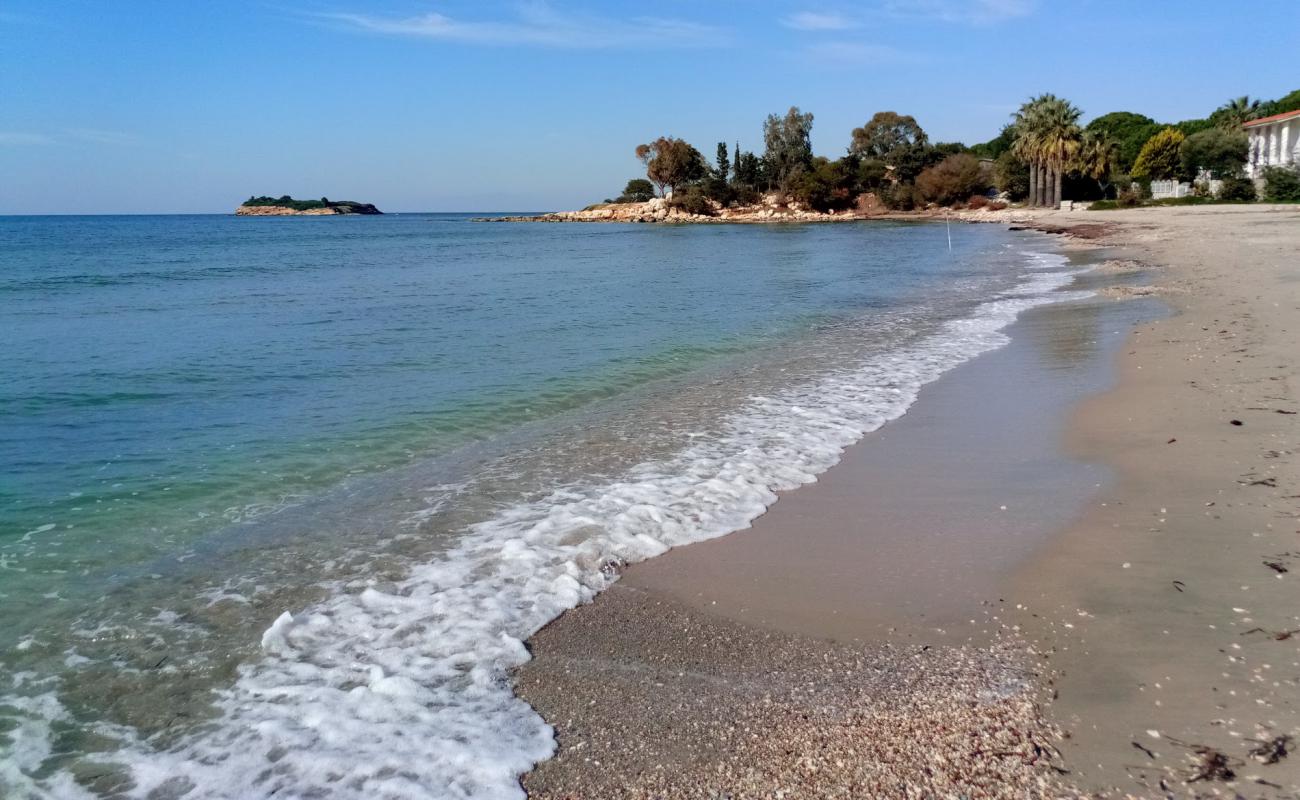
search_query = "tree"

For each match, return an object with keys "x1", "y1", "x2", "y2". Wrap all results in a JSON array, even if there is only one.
[
  {"x1": 916, "y1": 154, "x2": 988, "y2": 206},
  {"x1": 994, "y1": 151, "x2": 1030, "y2": 201},
  {"x1": 733, "y1": 150, "x2": 764, "y2": 189},
  {"x1": 714, "y1": 142, "x2": 730, "y2": 183},
  {"x1": 1262, "y1": 166, "x2": 1300, "y2": 202},
  {"x1": 850, "y1": 111, "x2": 927, "y2": 160},
  {"x1": 1211, "y1": 96, "x2": 1263, "y2": 130},
  {"x1": 635, "y1": 137, "x2": 707, "y2": 197},
  {"x1": 1131, "y1": 128, "x2": 1186, "y2": 181},
  {"x1": 1037, "y1": 97, "x2": 1083, "y2": 207},
  {"x1": 1273, "y1": 89, "x2": 1300, "y2": 115},
  {"x1": 1179, "y1": 128, "x2": 1247, "y2": 179},
  {"x1": 1076, "y1": 130, "x2": 1120, "y2": 196},
  {"x1": 1174, "y1": 118, "x2": 1214, "y2": 138},
  {"x1": 1014, "y1": 94, "x2": 1081, "y2": 207},
  {"x1": 763, "y1": 106, "x2": 815, "y2": 196},
  {"x1": 969, "y1": 125, "x2": 1016, "y2": 159},
  {"x1": 793, "y1": 157, "x2": 857, "y2": 212},
  {"x1": 1085, "y1": 112, "x2": 1162, "y2": 174},
  {"x1": 618, "y1": 178, "x2": 655, "y2": 203}
]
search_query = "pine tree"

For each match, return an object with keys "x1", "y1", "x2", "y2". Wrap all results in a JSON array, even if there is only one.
[{"x1": 715, "y1": 142, "x2": 729, "y2": 182}]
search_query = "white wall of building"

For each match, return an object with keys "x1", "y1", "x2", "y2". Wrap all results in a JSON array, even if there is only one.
[{"x1": 1247, "y1": 115, "x2": 1300, "y2": 178}]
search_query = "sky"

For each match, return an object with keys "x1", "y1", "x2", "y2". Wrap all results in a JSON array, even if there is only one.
[{"x1": 2, "y1": 1, "x2": 1298, "y2": 214}]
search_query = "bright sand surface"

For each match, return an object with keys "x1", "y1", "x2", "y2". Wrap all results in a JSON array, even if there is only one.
[
  {"x1": 516, "y1": 205, "x2": 1300, "y2": 797},
  {"x1": 1011, "y1": 205, "x2": 1300, "y2": 794}
]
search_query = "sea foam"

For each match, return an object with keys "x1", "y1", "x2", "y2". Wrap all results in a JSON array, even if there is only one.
[{"x1": 10, "y1": 256, "x2": 1083, "y2": 800}]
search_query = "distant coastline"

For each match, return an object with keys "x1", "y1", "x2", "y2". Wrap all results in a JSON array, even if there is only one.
[
  {"x1": 235, "y1": 195, "x2": 382, "y2": 216},
  {"x1": 483, "y1": 195, "x2": 1027, "y2": 225}
]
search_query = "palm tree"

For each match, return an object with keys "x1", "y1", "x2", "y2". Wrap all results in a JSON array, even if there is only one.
[
  {"x1": 1215, "y1": 96, "x2": 1262, "y2": 129},
  {"x1": 1013, "y1": 94, "x2": 1083, "y2": 207},
  {"x1": 1012, "y1": 97, "x2": 1048, "y2": 206},
  {"x1": 1037, "y1": 98, "x2": 1083, "y2": 208},
  {"x1": 1076, "y1": 130, "x2": 1120, "y2": 198}
]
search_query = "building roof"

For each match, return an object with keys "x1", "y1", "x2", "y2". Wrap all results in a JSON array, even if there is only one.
[{"x1": 1244, "y1": 108, "x2": 1300, "y2": 128}]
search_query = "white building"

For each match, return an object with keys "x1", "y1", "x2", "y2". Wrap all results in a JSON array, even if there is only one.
[{"x1": 1245, "y1": 108, "x2": 1300, "y2": 179}]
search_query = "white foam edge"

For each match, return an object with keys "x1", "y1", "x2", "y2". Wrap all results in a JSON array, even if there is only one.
[{"x1": 7, "y1": 257, "x2": 1087, "y2": 800}]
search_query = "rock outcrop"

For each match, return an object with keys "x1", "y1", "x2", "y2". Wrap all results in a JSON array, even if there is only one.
[
  {"x1": 483, "y1": 196, "x2": 1034, "y2": 226},
  {"x1": 234, "y1": 201, "x2": 382, "y2": 216},
  {"x1": 486, "y1": 197, "x2": 862, "y2": 225}
]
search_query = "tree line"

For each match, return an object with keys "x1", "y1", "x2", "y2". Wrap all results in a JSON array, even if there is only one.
[{"x1": 612, "y1": 86, "x2": 1300, "y2": 214}]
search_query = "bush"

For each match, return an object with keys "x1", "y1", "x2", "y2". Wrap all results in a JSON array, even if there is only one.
[
  {"x1": 1132, "y1": 128, "x2": 1186, "y2": 181},
  {"x1": 729, "y1": 185, "x2": 763, "y2": 207},
  {"x1": 617, "y1": 178, "x2": 655, "y2": 203},
  {"x1": 879, "y1": 182, "x2": 921, "y2": 211},
  {"x1": 666, "y1": 186, "x2": 716, "y2": 216},
  {"x1": 967, "y1": 195, "x2": 990, "y2": 210},
  {"x1": 1117, "y1": 185, "x2": 1143, "y2": 207},
  {"x1": 792, "y1": 157, "x2": 856, "y2": 212},
  {"x1": 1088, "y1": 200, "x2": 1120, "y2": 211},
  {"x1": 916, "y1": 154, "x2": 988, "y2": 206},
  {"x1": 993, "y1": 152, "x2": 1030, "y2": 202},
  {"x1": 988, "y1": 200, "x2": 1008, "y2": 211},
  {"x1": 1217, "y1": 175, "x2": 1257, "y2": 202},
  {"x1": 1180, "y1": 129, "x2": 1247, "y2": 180},
  {"x1": 1262, "y1": 166, "x2": 1300, "y2": 202}
]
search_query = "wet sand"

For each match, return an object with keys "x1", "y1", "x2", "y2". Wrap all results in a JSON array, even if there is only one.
[
  {"x1": 516, "y1": 205, "x2": 1300, "y2": 798},
  {"x1": 617, "y1": 271, "x2": 1158, "y2": 644},
  {"x1": 1011, "y1": 205, "x2": 1300, "y2": 795}
]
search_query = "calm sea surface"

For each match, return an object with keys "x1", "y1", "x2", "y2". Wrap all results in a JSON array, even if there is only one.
[{"x1": 0, "y1": 213, "x2": 1081, "y2": 798}]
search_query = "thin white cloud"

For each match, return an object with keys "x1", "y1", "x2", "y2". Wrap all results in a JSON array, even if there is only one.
[
  {"x1": 319, "y1": 2, "x2": 726, "y2": 49},
  {"x1": 806, "y1": 41, "x2": 916, "y2": 64},
  {"x1": 883, "y1": 0, "x2": 1035, "y2": 24},
  {"x1": 0, "y1": 132, "x2": 53, "y2": 146},
  {"x1": 0, "y1": 130, "x2": 137, "y2": 147},
  {"x1": 782, "y1": 11, "x2": 857, "y2": 31},
  {"x1": 64, "y1": 128, "x2": 139, "y2": 145}
]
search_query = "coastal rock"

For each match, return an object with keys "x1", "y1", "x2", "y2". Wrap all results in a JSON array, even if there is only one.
[{"x1": 234, "y1": 201, "x2": 382, "y2": 216}]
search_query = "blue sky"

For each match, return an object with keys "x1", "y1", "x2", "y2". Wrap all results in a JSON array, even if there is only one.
[{"x1": 2, "y1": 1, "x2": 1297, "y2": 213}]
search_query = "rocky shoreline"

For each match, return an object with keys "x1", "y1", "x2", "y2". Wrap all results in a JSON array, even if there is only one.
[
  {"x1": 234, "y1": 202, "x2": 382, "y2": 216},
  {"x1": 483, "y1": 196, "x2": 1037, "y2": 225}
]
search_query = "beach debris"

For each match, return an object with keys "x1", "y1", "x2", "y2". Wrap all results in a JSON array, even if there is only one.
[
  {"x1": 1167, "y1": 438, "x2": 1177, "y2": 444},
  {"x1": 1163, "y1": 738, "x2": 1239, "y2": 783},
  {"x1": 1240, "y1": 627, "x2": 1300, "y2": 641},
  {"x1": 1132, "y1": 741, "x2": 1158, "y2": 759},
  {"x1": 1172, "y1": 580, "x2": 1186, "y2": 592},
  {"x1": 1230, "y1": 419, "x2": 1244, "y2": 426},
  {"x1": 1247, "y1": 734, "x2": 1292, "y2": 765},
  {"x1": 1262, "y1": 559, "x2": 1289, "y2": 574}
]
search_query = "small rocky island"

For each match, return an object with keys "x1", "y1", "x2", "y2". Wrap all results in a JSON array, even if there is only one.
[{"x1": 235, "y1": 196, "x2": 382, "y2": 216}]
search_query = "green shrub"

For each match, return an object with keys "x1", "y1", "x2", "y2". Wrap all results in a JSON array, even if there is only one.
[
  {"x1": 879, "y1": 182, "x2": 921, "y2": 211},
  {"x1": 1088, "y1": 200, "x2": 1120, "y2": 211},
  {"x1": 1217, "y1": 175, "x2": 1257, "y2": 202},
  {"x1": 243, "y1": 195, "x2": 330, "y2": 211},
  {"x1": 1117, "y1": 185, "x2": 1143, "y2": 207},
  {"x1": 617, "y1": 178, "x2": 655, "y2": 203},
  {"x1": 666, "y1": 186, "x2": 716, "y2": 216},
  {"x1": 1262, "y1": 166, "x2": 1300, "y2": 202},
  {"x1": 916, "y1": 154, "x2": 988, "y2": 206}
]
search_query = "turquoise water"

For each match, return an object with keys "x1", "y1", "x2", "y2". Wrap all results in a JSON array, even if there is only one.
[{"x1": 0, "y1": 213, "x2": 1076, "y2": 798}]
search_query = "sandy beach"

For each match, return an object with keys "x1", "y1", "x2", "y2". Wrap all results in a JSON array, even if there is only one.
[{"x1": 515, "y1": 205, "x2": 1300, "y2": 798}]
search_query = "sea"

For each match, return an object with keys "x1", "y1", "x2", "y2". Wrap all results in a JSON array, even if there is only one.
[{"x1": 0, "y1": 213, "x2": 1086, "y2": 798}]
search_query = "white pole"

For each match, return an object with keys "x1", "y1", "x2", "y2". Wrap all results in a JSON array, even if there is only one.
[{"x1": 946, "y1": 213, "x2": 952, "y2": 253}]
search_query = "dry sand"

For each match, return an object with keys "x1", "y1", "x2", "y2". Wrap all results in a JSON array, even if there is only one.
[
  {"x1": 1011, "y1": 205, "x2": 1300, "y2": 796},
  {"x1": 515, "y1": 205, "x2": 1300, "y2": 798}
]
